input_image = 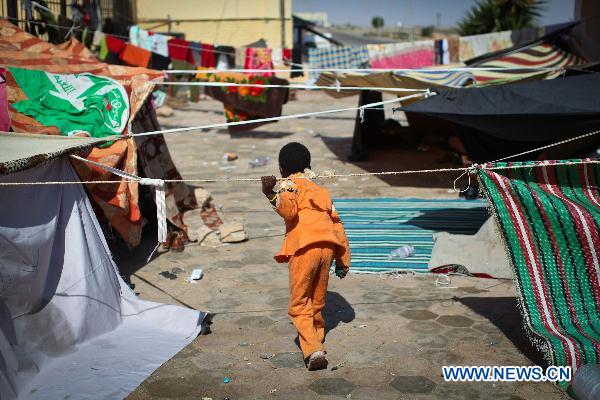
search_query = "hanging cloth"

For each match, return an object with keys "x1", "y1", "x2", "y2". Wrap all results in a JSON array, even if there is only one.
[
  {"x1": 201, "y1": 44, "x2": 216, "y2": 68},
  {"x1": 188, "y1": 41, "x2": 202, "y2": 65},
  {"x1": 120, "y1": 43, "x2": 151, "y2": 68},
  {"x1": 168, "y1": 38, "x2": 190, "y2": 61}
]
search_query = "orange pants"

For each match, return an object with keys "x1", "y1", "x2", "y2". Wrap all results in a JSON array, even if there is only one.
[{"x1": 288, "y1": 242, "x2": 335, "y2": 358}]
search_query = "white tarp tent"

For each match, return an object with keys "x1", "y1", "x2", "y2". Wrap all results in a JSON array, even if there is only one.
[{"x1": 0, "y1": 154, "x2": 206, "y2": 399}]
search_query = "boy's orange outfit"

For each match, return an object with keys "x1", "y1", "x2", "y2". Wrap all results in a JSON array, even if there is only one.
[{"x1": 273, "y1": 173, "x2": 350, "y2": 358}]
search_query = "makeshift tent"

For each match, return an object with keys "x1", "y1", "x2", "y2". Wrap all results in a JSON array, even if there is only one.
[
  {"x1": 0, "y1": 19, "x2": 198, "y2": 247},
  {"x1": 477, "y1": 159, "x2": 600, "y2": 387},
  {"x1": 0, "y1": 133, "x2": 206, "y2": 400},
  {"x1": 466, "y1": 23, "x2": 585, "y2": 85},
  {"x1": 399, "y1": 73, "x2": 600, "y2": 163},
  {"x1": 313, "y1": 69, "x2": 475, "y2": 160},
  {"x1": 315, "y1": 69, "x2": 476, "y2": 98},
  {"x1": 469, "y1": 42, "x2": 584, "y2": 85}
]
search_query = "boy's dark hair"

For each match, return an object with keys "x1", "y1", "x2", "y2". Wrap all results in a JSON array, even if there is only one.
[{"x1": 279, "y1": 142, "x2": 311, "y2": 177}]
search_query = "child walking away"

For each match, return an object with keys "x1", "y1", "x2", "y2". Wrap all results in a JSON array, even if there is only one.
[{"x1": 261, "y1": 142, "x2": 351, "y2": 371}]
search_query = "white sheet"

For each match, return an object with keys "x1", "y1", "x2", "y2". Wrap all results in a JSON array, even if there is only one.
[{"x1": 0, "y1": 158, "x2": 205, "y2": 399}]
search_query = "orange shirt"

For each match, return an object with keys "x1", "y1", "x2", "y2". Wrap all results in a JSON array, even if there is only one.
[{"x1": 274, "y1": 174, "x2": 351, "y2": 268}]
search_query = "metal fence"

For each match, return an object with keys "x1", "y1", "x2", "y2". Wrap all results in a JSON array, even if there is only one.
[{"x1": 1, "y1": 0, "x2": 126, "y2": 41}]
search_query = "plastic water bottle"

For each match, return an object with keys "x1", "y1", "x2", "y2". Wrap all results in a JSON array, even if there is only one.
[
  {"x1": 249, "y1": 156, "x2": 270, "y2": 168},
  {"x1": 388, "y1": 245, "x2": 416, "y2": 260}
]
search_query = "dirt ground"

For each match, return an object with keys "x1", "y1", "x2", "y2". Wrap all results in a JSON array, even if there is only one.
[{"x1": 123, "y1": 92, "x2": 568, "y2": 400}]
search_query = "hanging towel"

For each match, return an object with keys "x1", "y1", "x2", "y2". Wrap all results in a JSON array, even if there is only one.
[
  {"x1": 151, "y1": 34, "x2": 170, "y2": 57},
  {"x1": 92, "y1": 30, "x2": 104, "y2": 48},
  {"x1": 308, "y1": 46, "x2": 370, "y2": 80},
  {"x1": 129, "y1": 26, "x2": 152, "y2": 50},
  {"x1": 272, "y1": 48, "x2": 283, "y2": 67},
  {"x1": 244, "y1": 48, "x2": 274, "y2": 76},
  {"x1": 188, "y1": 41, "x2": 202, "y2": 65},
  {"x1": 98, "y1": 35, "x2": 109, "y2": 60},
  {"x1": 441, "y1": 39, "x2": 449, "y2": 64},
  {"x1": 215, "y1": 45, "x2": 235, "y2": 69},
  {"x1": 105, "y1": 35, "x2": 126, "y2": 54},
  {"x1": 129, "y1": 26, "x2": 140, "y2": 46},
  {"x1": 168, "y1": 38, "x2": 190, "y2": 61},
  {"x1": 201, "y1": 43, "x2": 216, "y2": 68},
  {"x1": 283, "y1": 48, "x2": 292, "y2": 65},
  {"x1": 368, "y1": 41, "x2": 435, "y2": 69},
  {"x1": 234, "y1": 46, "x2": 246, "y2": 67},
  {"x1": 458, "y1": 30, "x2": 513, "y2": 62},
  {"x1": 120, "y1": 43, "x2": 151, "y2": 68},
  {"x1": 150, "y1": 52, "x2": 171, "y2": 70}
]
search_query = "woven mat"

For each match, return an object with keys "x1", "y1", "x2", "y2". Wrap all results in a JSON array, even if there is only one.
[
  {"x1": 333, "y1": 198, "x2": 488, "y2": 273},
  {"x1": 478, "y1": 159, "x2": 600, "y2": 386}
]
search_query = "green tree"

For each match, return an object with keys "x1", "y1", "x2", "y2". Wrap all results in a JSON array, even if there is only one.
[
  {"x1": 421, "y1": 25, "x2": 435, "y2": 37},
  {"x1": 371, "y1": 16, "x2": 385, "y2": 29},
  {"x1": 458, "y1": 0, "x2": 546, "y2": 36}
]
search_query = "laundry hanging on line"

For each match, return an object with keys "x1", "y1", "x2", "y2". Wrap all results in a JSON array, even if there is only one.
[{"x1": 201, "y1": 72, "x2": 289, "y2": 133}]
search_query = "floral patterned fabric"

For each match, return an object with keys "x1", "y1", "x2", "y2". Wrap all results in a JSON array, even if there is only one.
[{"x1": 202, "y1": 72, "x2": 289, "y2": 133}]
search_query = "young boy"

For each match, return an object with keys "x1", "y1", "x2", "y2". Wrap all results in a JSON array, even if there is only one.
[{"x1": 261, "y1": 142, "x2": 351, "y2": 371}]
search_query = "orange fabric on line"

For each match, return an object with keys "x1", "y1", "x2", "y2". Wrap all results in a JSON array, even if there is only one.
[
  {"x1": 274, "y1": 175, "x2": 351, "y2": 267},
  {"x1": 288, "y1": 242, "x2": 335, "y2": 358},
  {"x1": 120, "y1": 43, "x2": 151, "y2": 68}
]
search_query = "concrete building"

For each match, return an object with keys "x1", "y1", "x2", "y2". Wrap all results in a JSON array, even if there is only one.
[
  {"x1": 132, "y1": 0, "x2": 292, "y2": 48},
  {"x1": 574, "y1": 0, "x2": 600, "y2": 60}
]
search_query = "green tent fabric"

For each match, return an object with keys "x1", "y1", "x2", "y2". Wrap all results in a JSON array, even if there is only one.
[
  {"x1": 9, "y1": 67, "x2": 129, "y2": 139},
  {"x1": 478, "y1": 159, "x2": 600, "y2": 387}
]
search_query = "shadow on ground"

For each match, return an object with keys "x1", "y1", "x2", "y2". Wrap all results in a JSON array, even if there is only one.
[
  {"x1": 323, "y1": 291, "x2": 356, "y2": 335},
  {"x1": 292, "y1": 291, "x2": 355, "y2": 352},
  {"x1": 458, "y1": 296, "x2": 547, "y2": 367},
  {"x1": 407, "y1": 208, "x2": 489, "y2": 235},
  {"x1": 319, "y1": 135, "x2": 463, "y2": 189}
]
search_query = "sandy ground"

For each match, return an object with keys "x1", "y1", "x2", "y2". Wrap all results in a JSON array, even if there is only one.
[{"x1": 123, "y1": 92, "x2": 568, "y2": 400}]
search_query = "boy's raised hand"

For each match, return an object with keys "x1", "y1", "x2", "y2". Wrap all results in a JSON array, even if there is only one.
[
  {"x1": 335, "y1": 265, "x2": 349, "y2": 279},
  {"x1": 261, "y1": 175, "x2": 277, "y2": 197}
]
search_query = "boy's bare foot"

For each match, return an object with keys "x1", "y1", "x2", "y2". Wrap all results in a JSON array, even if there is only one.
[{"x1": 307, "y1": 351, "x2": 328, "y2": 371}]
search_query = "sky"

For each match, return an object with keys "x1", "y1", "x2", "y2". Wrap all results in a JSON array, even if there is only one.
[{"x1": 293, "y1": 0, "x2": 575, "y2": 29}]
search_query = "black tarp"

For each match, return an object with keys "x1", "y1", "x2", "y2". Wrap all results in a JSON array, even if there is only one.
[{"x1": 399, "y1": 73, "x2": 600, "y2": 162}]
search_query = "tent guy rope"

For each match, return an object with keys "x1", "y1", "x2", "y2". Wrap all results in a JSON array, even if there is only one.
[
  {"x1": 0, "y1": 159, "x2": 597, "y2": 186},
  {"x1": 121, "y1": 92, "x2": 429, "y2": 138},
  {"x1": 69, "y1": 155, "x2": 168, "y2": 244},
  {"x1": 159, "y1": 81, "x2": 430, "y2": 93}
]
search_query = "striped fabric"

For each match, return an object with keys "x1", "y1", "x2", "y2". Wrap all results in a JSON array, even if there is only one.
[
  {"x1": 472, "y1": 43, "x2": 585, "y2": 85},
  {"x1": 333, "y1": 198, "x2": 488, "y2": 273},
  {"x1": 308, "y1": 46, "x2": 370, "y2": 81},
  {"x1": 315, "y1": 69, "x2": 475, "y2": 99},
  {"x1": 478, "y1": 160, "x2": 600, "y2": 386}
]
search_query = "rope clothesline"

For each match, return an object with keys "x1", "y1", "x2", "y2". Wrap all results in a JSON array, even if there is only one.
[
  {"x1": 167, "y1": 66, "x2": 567, "y2": 74},
  {"x1": 120, "y1": 92, "x2": 428, "y2": 138},
  {"x1": 1, "y1": 159, "x2": 598, "y2": 187},
  {"x1": 159, "y1": 81, "x2": 429, "y2": 93},
  {"x1": 4, "y1": 17, "x2": 300, "y2": 67},
  {"x1": 4, "y1": 18, "x2": 573, "y2": 76}
]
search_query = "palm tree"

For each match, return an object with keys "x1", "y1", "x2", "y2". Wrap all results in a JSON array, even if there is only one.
[
  {"x1": 458, "y1": 0, "x2": 546, "y2": 36},
  {"x1": 371, "y1": 16, "x2": 385, "y2": 30}
]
